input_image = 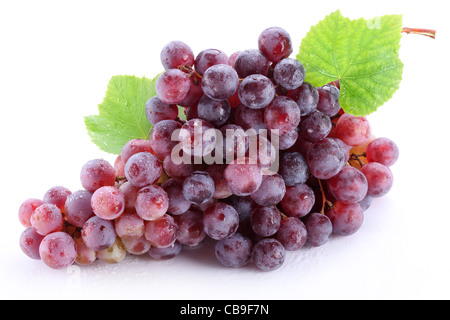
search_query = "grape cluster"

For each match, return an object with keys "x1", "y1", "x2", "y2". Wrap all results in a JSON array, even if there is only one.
[{"x1": 18, "y1": 27, "x2": 399, "y2": 272}]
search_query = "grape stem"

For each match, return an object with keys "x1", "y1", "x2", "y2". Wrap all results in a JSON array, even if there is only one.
[
  {"x1": 402, "y1": 27, "x2": 436, "y2": 39},
  {"x1": 317, "y1": 179, "x2": 327, "y2": 215},
  {"x1": 348, "y1": 153, "x2": 366, "y2": 168}
]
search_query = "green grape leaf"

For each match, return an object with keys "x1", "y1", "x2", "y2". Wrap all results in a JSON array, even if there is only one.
[
  {"x1": 297, "y1": 10, "x2": 404, "y2": 116},
  {"x1": 85, "y1": 75, "x2": 157, "y2": 155}
]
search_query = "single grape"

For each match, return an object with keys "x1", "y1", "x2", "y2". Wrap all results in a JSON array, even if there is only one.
[
  {"x1": 160, "y1": 40, "x2": 194, "y2": 70},
  {"x1": 264, "y1": 96, "x2": 301, "y2": 135},
  {"x1": 224, "y1": 158, "x2": 263, "y2": 196},
  {"x1": 91, "y1": 186, "x2": 125, "y2": 220},
  {"x1": 30, "y1": 203, "x2": 64, "y2": 236},
  {"x1": 215, "y1": 233, "x2": 253, "y2": 268},
  {"x1": 144, "y1": 214, "x2": 178, "y2": 248},
  {"x1": 182, "y1": 171, "x2": 215, "y2": 204},
  {"x1": 73, "y1": 235, "x2": 97, "y2": 265},
  {"x1": 326, "y1": 202, "x2": 364, "y2": 236},
  {"x1": 124, "y1": 152, "x2": 162, "y2": 188},
  {"x1": 329, "y1": 137, "x2": 352, "y2": 163},
  {"x1": 64, "y1": 190, "x2": 94, "y2": 228},
  {"x1": 335, "y1": 113, "x2": 372, "y2": 146},
  {"x1": 135, "y1": 185, "x2": 169, "y2": 221},
  {"x1": 298, "y1": 110, "x2": 332, "y2": 143},
  {"x1": 97, "y1": 238, "x2": 127, "y2": 264},
  {"x1": 206, "y1": 164, "x2": 233, "y2": 199},
  {"x1": 327, "y1": 166, "x2": 368, "y2": 204},
  {"x1": 233, "y1": 104, "x2": 267, "y2": 132},
  {"x1": 149, "y1": 242, "x2": 183, "y2": 260},
  {"x1": 43, "y1": 186, "x2": 72, "y2": 213},
  {"x1": 234, "y1": 49, "x2": 270, "y2": 78},
  {"x1": 19, "y1": 227, "x2": 45, "y2": 260},
  {"x1": 273, "y1": 58, "x2": 305, "y2": 90},
  {"x1": 366, "y1": 137, "x2": 399, "y2": 167},
  {"x1": 250, "y1": 174, "x2": 286, "y2": 207},
  {"x1": 156, "y1": 69, "x2": 191, "y2": 104},
  {"x1": 18, "y1": 198, "x2": 44, "y2": 228},
  {"x1": 80, "y1": 159, "x2": 116, "y2": 193},
  {"x1": 275, "y1": 217, "x2": 307, "y2": 251},
  {"x1": 316, "y1": 84, "x2": 341, "y2": 117},
  {"x1": 360, "y1": 162, "x2": 394, "y2": 197},
  {"x1": 252, "y1": 238, "x2": 286, "y2": 272},
  {"x1": 250, "y1": 206, "x2": 282, "y2": 237},
  {"x1": 163, "y1": 155, "x2": 194, "y2": 180},
  {"x1": 306, "y1": 138, "x2": 346, "y2": 180},
  {"x1": 114, "y1": 211, "x2": 145, "y2": 239},
  {"x1": 81, "y1": 216, "x2": 117, "y2": 251},
  {"x1": 178, "y1": 118, "x2": 217, "y2": 157},
  {"x1": 203, "y1": 203, "x2": 239, "y2": 240},
  {"x1": 194, "y1": 49, "x2": 229, "y2": 75},
  {"x1": 303, "y1": 212, "x2": 333, "y2": 247},
  {"x1": 238, "y1": 75, "x2": 275, "y2": 109},
  {"x1": 271, "y1": 128, "x2": 299, "y2": 151},
  {"x1": 359, "y1": 195, "x2": 373, "y2": 212},
  {"x1": 201, "y1": 64, "x2": 239, "y2": 101},
  {"x1": 258, "y1": 27, "x2": 293, "y2": 63},
  {"x1": 197, "y1": 95, "x2": 231, "y2": 128},
  {"x1": 121, "y1": 139, "x2": 154, "y2": 165},
  {"x1": 220, "y1": 124, "x2": 249, "y2": 162},
  {"x1": 228, "y1": 51, "x2": 241, "y2": 68},
  {"x1": 226, "y1": 195, "x2": 257, "y2": 221},
  {"x1": 39, "y1": 232, "x2": 77, "y2": 270},
  {"x1": 121, "y1": 235, "x2": 151, "y2": 256},
  {"x1": 162, "y1": 179, "x2": 192, "y2": 215},
  {"x1": 278, "y1": 152, "x2": 310, "y2": 186},
  {"x1": 114, "y1": 155, "x2": 126, "y2": 177},
  {"x1": 149, "y1": 119, "x2": 183, "y2": 157},
  {"x1": 287, "y1": 82, "x2": 319, "y2": 116},
  {"x1": 174, "y1": 208, "x2": 206, "y2": 247},
  {"x1": 179, "y1": 75, "x2": 204, "y2": 108},
  {"x1": 145, "y1": 96, "x2": 178, "y2": 125},
  {"x1": 119, "y1": 181, "x2": 140, "y2": 211},
  {"x1": 280, "y1": 184, "x2": 315, "y2": 218}
]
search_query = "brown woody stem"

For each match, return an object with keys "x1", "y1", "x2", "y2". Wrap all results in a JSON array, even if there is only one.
[{"x1": 402, "y1": 27, "x2": 436, "y2": 39}]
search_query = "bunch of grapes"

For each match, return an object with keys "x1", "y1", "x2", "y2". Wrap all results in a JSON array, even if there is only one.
[{"x1": 18, "y1": 27, "x2": 399, "y2": 272}]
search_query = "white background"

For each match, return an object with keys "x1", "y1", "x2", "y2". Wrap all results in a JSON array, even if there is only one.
[{"x1": 1, "y1": 0, "x2": 449, "y2": 300}]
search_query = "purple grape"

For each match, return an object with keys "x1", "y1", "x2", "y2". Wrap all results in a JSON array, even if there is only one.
[
  {"x1": 124, "y1": 152, "x2": 162, "y2": 188},
  {"x1": 119, "y1": 181, "x2": 140, "y2": 211},
  {"x1": 135, "y1": 185, "x2": 169, "y2": 221},
  {"x1": 304, "y1": 213, "x2": 333, "y2": 247},
  {"x1": 121, "y1": 236, "x2": 151, "y2": 255},
  {"x1": 160, "y1": 40, "x2": 194, "y2": 70},
  {"x1": 215, "y1": 233, "x2": 253, "y2": 268},
  {"x1": 194, "y1": 49, "x2": 229, "y2": 75},
  {"x1": 326, "y1": 202, "x2": 364, "y2": 236},
  {"x1": 18, "y1": 198, "x2": 44, "y2": 228},
  {"x1": 163, "y1": 155, "x2": 194, "y2": 180},
  {"x1": 203, "y1": 202, "x2": 239, "y2": 240},
  {"x1": 250, "y1": 206, "x2": 282, "y2": 237},
  {"x1": 228, "y1": 51, "x2": 241, "y2": 68},
  {"x1": 273, "y1": 58, "x2": 305, "y2": 90},
  {"x1": 179, "y1": 75, "x2": 204, "y2": 108},
  {"x1": 287, "y1": 82, "x2": 319, "y2": 116},
  {"x1": 224, "y1": 158, "x2": 263, "y2": 196},
  {"x1": 162, "y1": 179, "x2": 191, "y2": 215},
  {"x1": 361, "y1": 162, "x2": 394, "y2": 197},
  {"x1": 250, "y1": 174, "x2": 286, "y2": 207},
  {"x1": 317, "y1": 84, "x2": 341, "y2": 117},
  {"x1": 206, "y1": 164, "x2": 233, "y2": 199},
  {"x1": 39, "y1": 232, "x2": 77, "y2": 270},
  {"x1": 306, "y1": 138, "x2": 346, "y2": 180},
  {"x1": 226, "y1": 195, "x2": 257, "y2": 221},
  {"x1": 278, "y1": 152, "x2": 310, "y2": 186},
  {"x1": 275, "y1": 217, "x2": 307, "y2": 251},
  {"x1": 145, "y1": 97, "x2": 178, "y2": 125},
  {"x1": 144, "y1": 214, "x2": 178, "y2": 248},
  {"x1": 30, "y1": 204, "x2": 64, "y2": 236},
  {"x1": 19, "y1": 227, "x2": 45, "y2": 260},
  {"x1": 43, "y1": 186, "x2": 71, "y2": 213},
  {"x1": 201, "y1": 64, "x2": 239, "y2": 101},
  {"x1": 299, "y1": 110, "x2": 332, "y2": 143},
  {"x1": 264, "y1": 96, "x2": 301, "y2": 135},
  {"x1": 182, "y1": 171, "x2": 215, "y2": 205},
  {"x1": 80, "y1": 159, "x2": 117, "y2": 193},
  {"x1": 258, "y1": 27, "x2": 293, "y2": 63},
  {"x1": 114, "y1": 211, "x2": 145, "y2": 239},
  {"x1": 233, "y1": 104, "x2": 267, "y2": 132},
  {"x1": 234, "y1": 49, "x2": 270, "y2": 78},
  {"x1": 174, "y1": 208, "x2": 206, "y2": 247},
  {"x1": 156, "y1": 69, "x2": 191, "y2": 104},
  {"x1": 178, "y1": 118, "x2": 217, "y2": 157},
  {"x1": 220, "y1": 124, "x2": 249, "y2": 162},
  {"x1": 148, "y1": 242, "x2": 183, "y2": 260},
  {"x1": 366, "y1": 137, "x2": 399, "y2": 167},
  {"x1": 271, "y1": 128, "x2": 299, "y2": 151},
  {"x1": 335, "y1": 114, "x2": 372, "y2": 146},
  {"x1": 280, "y1": 184, "x2": 315, "y2": 218},
  {"x1": 91, "y1": 186, "x2": 125, "y2": 220},
  {"x1": 238, "y1": 75, "x2": 275, "y2": 109},
  {"x1": 197, "y1": 95, "x2": 231, "y2": 128},
  {"x1": 252, "y1": 238, "x2": 285, "y2": 272},
  {"x1": 359, "y1": 195, "x2": 373, "y2": 212},
  {"x1": 327, "y1": 166, "x2": 368, "y2": 204},
  {"x1": 82, "y1": 216, "x2": 117, "y2": 251},
  {"x1": 149, "y1": 119, "x2": 183, "y2": 157},
  {"x1": 64, "y1": 190, "x2": 94, "y2": 228}
]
